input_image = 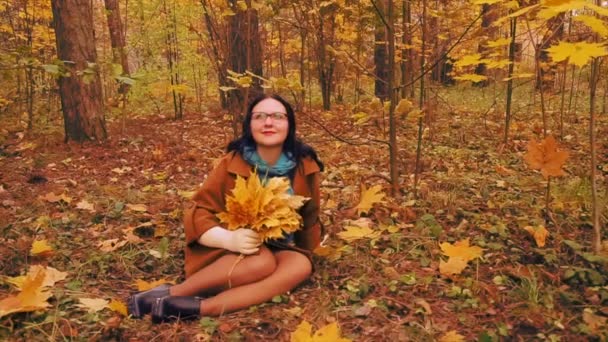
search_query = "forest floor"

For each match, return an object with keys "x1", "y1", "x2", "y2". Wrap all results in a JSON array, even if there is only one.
[{"x1": 1, "y1": 86, "x2": 608, "y2": 341}]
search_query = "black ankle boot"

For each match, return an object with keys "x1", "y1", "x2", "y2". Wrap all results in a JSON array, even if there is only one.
[
  {"x1": 127, "y1": 284, "x2": 171, "y2": 318},
  {"x1": 151, "y1": 296, "x2": 202, "y2": 323}
]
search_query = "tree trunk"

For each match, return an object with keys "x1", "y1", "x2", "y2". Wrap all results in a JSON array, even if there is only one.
[
  {"x1": 104, "y1": 0, "x2": 131, "y2": 95},
  {"x1": 474, "y1": 4, "x2": 496, "y2": 87},
  {"x1": 227, "y1": 0, "x2": 263, "y2": 116},
  {"x1": 536, "y1": 13, "x2": 564, "y2": 90},
  {"x1": 503, "y1": 16, "x2": 517, "y2": 144},
  {"x1": 51, "y1": 0, "x2": 107, "y2": 142},
  {"x1": 374, "y1": 0, "x2": 389, "y2": 101},
  {"x1": 387, "y1": 0, "x2": 398, "y2": 194}
]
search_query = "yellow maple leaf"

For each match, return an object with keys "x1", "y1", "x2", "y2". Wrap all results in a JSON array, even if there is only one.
[
  {"x1": 30, "y1": 239, "x2": 53, "y2": 256},
  {"x1": 524, "y1": 225, "x2": 549, "y2": 247},
  {"x1": 0, "y1": 267, "x2": 52, "y2": 318},
  {"x1": 337, "y1": 225, "x2": 381, "y2": 242},
  {"x1": 524, "y1": 135, "x2": 569, "y2": 179},
  {"x1": 355, "y1": 184, "x2": 385, "y2": 216},
  {"x1": 134, "y1": 278, "x2": 172, "y2": 291},
  {"x1": 217, "y1": 170, "x2": 307, "y2": 242},
  {"x1": 440, "y1": 239, "x2": 484, "y2": 261},
  {"x1": 454, "y1": 53, "x2": 483, "y2": 68},
  {"x1": 7, "y1": 265, "x2": 67, "y2": 290},
  {"x1": 291, "y1": 321, "x2": 352, "y2": 342},
  {"x1": 439, "y1": 239, "x2": 483, "y2": 276},
  {"x1": 574, "y1": 15, "x2": 608, "y2": 37},
  {"x1": 108, "y1": 299, "x2": 128, "y2": 316},
  {"x1": 439, "y1": 330, "x2": 466, "y2": 342},
  {"x1": 453, "y1": 74, "x2": 488, "y2": 83},
  {"x1": 440, "y1": 257, "x2": 469, "y2": 276},
  {"x1": 546, "y1": 41, "x2": 608, "y2": 67}
]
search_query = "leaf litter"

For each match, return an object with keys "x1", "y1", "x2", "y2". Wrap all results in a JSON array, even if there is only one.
[{"x1": 0, "y1": 98, "x2": 607, "y2": 340}]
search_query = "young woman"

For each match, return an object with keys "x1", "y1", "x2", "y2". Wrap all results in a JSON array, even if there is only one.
[{"x1": 127, "y1": 94, "x2": 324, "y2": 323}]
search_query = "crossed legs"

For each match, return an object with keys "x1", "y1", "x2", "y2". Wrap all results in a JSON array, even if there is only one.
[{"x1": 169, "y1": 246, "x2": 312, "y2": 316}]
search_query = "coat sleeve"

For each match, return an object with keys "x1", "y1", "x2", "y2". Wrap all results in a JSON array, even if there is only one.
[
  {"x1": 294, "y1": 171, "x2": 322, "y2": 251},
  {"x1": 183, "y1": 159, "x2": 229, "y2": 246}
]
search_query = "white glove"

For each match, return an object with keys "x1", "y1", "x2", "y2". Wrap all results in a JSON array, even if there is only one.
[{"x1": 198, "y1": 226, "x2": 261, "y2": 254}]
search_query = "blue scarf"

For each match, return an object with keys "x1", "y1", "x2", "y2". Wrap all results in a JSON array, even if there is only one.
[
  {"x1": 242, "y1": 146, "x2": 297, "y2": 244},
  {"x1": 242, "y1": 146, "x2": 296, "y2": 180}
]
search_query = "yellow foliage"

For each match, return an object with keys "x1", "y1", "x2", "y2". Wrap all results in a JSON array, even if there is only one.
[
  {"x1": 574, "y1": 15, "x2": 608, "y2": 37},
  {"x1": 355, "y1": 184, "x2": 386, "y2": 215},
  {"x1": 217, "y1": 170, "x2": 307, "y2": 242},
  {"x1": 454, "y1": 74, "x2": 488, "y2": 83},
  {"x1": 546, "y1": 41, "x2": 608, "y2": 67},
  {"x1": 291, "y1": 321, "x2": 351, "y2": 342}
]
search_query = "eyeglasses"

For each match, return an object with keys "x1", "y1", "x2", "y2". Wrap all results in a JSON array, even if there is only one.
[{"x1": 251, "y1": 112, "x2": 288, "y2": 121}]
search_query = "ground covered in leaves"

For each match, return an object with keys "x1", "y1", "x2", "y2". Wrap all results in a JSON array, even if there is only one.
[{"x1": 1, "y1": 86, "x2": 608, "y2": 341}]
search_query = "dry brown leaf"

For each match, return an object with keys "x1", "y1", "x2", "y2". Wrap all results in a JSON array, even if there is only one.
[
  {"x1": 524, "y1": 225, "x2": 549, "y2": 247},
  {"x1": 98, "y1": 239, "x2": 127, "y2": 252}
]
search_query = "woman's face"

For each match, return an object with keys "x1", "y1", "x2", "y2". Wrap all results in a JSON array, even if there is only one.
[{"x1": 250, "y1": 98, "x2": 289, "y2": 149}]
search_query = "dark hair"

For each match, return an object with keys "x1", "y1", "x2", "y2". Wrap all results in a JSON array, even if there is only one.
[{"x1": 227, "y1": 94, "x2": 324, "y2": 172}]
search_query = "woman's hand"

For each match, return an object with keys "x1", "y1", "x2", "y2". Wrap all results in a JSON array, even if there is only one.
[
  {"x1": 227, "y1": 228, "x2": 262, "y2": 254},
  {"x1": 198, "y1": 226, "x2": 261, "y2": 254}
]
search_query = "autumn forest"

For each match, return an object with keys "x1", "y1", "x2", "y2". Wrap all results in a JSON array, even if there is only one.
[{"x1": 1, "y1": 0, "x2": 608, "y2": 340}]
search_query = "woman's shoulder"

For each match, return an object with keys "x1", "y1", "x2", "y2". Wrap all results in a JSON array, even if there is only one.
[{"x1": 299, "y1": 155, "x2": 321, "y2": 175}]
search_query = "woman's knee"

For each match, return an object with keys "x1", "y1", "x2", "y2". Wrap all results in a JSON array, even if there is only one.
[{"x1": 243, "y1": 246, "x2": 277, "y2": 278}]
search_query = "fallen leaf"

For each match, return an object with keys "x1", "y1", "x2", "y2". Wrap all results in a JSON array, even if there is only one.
[
  {"x1": 440, "y1": 239, "x2": 484, "y2": 261},
  {"x1": 7, "y1": 265, "x2": 67, "y2": 290},
  {"x1": 355, "y1": 184, "x2": 386, "y2": 215},
  {"x1": 439, "y1": 330, "x2": 465, "y2": 342},
  {"x1": 39, "y1": 192, "x2": 72, "y2": 203},
  {"x1": 0, "y1": 267, "x2": 52, "y2": 317},
  {"x1": 108, "y1": 299, "x2": 128, "y2": 316},
  {"x1": 524, "y1": 225, "x2": 549, "y2": 247},
  {"x1": 126, "y1": 203, "x2": 148, "y2": 212},
  {"x1": 98, "y1": 239, "x2": 127, "y2": 252},
  {"x1": 439, "y1": 257, "x2": 469, "y2": 276},
  {"x1": 76, "y1": 199, "x2": 95, "y2": 212},
  {"x1": 134, "y1": 278, "x2": 172, "y2": 291},
  {"x1": 30, "y1": 239, "x2": 53, "y2": 256},
  {"x1": 77, "y1": 298, "x2": 109, "y2": 313},
  {"x1": 439, "y1": 239, "x2": 483, "y2": 276},
  {"x1": 583, "y1": 308, "x2": 607, "y2": 333},
  {"x1": 337, "y1": 225, "x2": 381, "y2": 242},
  {"x1": 291, "y1": 320, "x2": 351, "y2": 342}
]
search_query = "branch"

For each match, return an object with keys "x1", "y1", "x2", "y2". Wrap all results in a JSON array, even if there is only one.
[
  {"x1": 299, "y1": 110, "x2": 390, "y2": 147},
  {"x1": 395, "y1": 11, "x2": 484, "y2": 91}
]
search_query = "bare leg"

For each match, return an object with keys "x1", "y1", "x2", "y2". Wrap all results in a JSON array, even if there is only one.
[
  {"x1": 199, "y1": 250, "x2": 312, "y2": 316},
  {"x1": 170, "y1": 246, "x2": 276, "y2": 296}
]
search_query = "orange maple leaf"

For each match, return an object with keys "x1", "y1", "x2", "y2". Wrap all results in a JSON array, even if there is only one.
[
  {"x1": 0, "y1": 267, "x2": 52, "y2": 317},
  {"x1": 523, "y1": 135, "x2": 569, "y2": 179}
]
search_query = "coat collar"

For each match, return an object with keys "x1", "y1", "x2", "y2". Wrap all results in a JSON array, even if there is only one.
[{"x1": 226, "y1": 151, "x2": 320, "y2": 177}]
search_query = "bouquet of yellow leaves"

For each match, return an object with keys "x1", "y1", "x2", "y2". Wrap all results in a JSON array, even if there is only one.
[{"x1": 216, "y1": 170, "x2": 308, "y2": 242}]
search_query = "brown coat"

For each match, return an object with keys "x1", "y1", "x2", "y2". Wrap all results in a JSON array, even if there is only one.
[{"x1": 183, "y1": 151, "x2": 322, "y2": 278}]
